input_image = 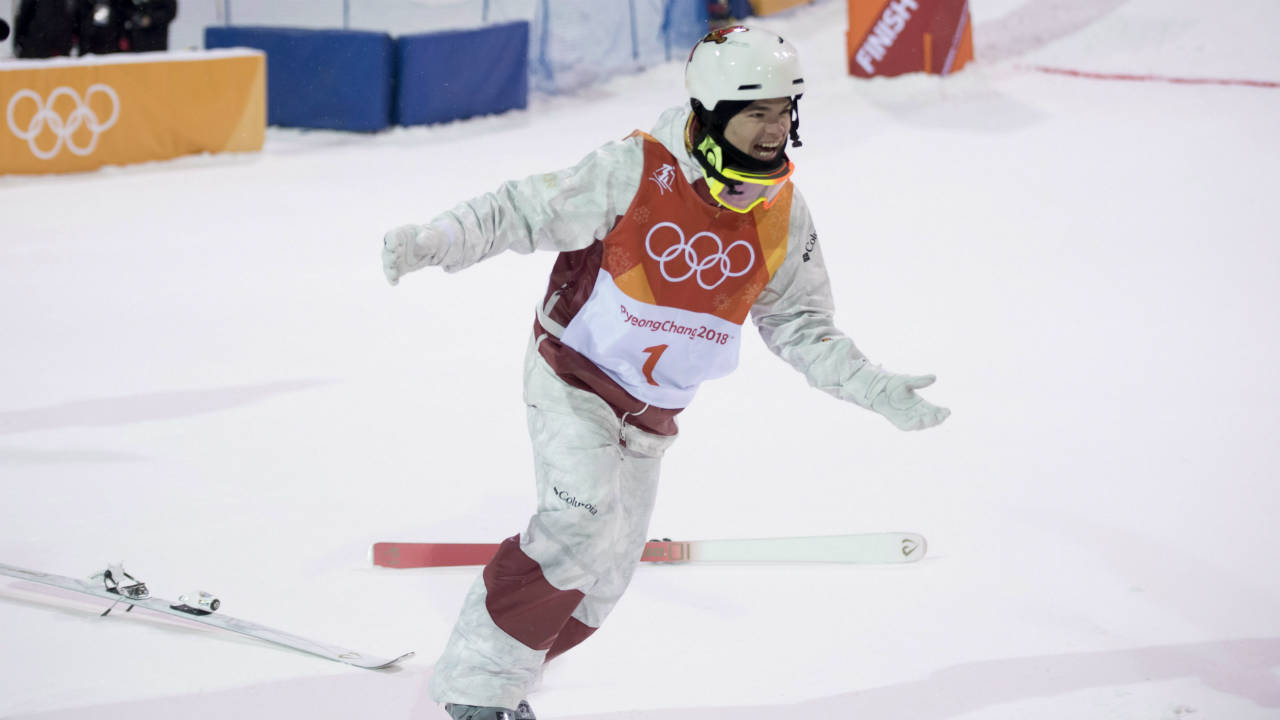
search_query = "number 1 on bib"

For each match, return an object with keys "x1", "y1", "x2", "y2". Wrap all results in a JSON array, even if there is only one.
[{"x1": 642, "y1": 344, "x2": 668, "y2": 386}]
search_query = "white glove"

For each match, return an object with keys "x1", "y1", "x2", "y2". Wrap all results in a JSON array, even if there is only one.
[
  {"x1": 846, "y1": 363, "x2": 950, "y2": 431},
  {"x1": 381, "y1": 224, "x2": 443, "y2": 286}
]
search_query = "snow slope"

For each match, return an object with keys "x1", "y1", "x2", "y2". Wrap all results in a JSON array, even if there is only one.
[{"x1": 2, "y1": 1, "x2": 1278, "y2": 718}]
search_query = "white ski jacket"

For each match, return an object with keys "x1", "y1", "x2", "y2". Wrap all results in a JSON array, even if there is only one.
[{"x1": 409, "y1": 105, "x2": 880, "y2": 432}]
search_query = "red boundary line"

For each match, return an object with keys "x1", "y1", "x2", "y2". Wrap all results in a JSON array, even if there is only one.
[{"x1": 1028, "y1": 65, "x2": 1280, "y2": 89}]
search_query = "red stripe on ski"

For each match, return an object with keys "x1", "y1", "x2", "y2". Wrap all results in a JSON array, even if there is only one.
[
  {"x1": 372, "y1": 542, "x2": 501, "y2": 568},
  {"x1": 1027, "y1": 65, "x2": 1280, "y2": 89},
  {"x1": 372, "y1": 541, "x2": 686, "y2": 568}
]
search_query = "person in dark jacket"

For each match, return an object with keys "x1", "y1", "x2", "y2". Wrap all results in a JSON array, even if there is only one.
[
  {"x1": 73, "y1": 0, "x2": 124, "y2": 54},
  {"x1": 121, "y1": 0, "x2": 176, "y2": 52},
  {"x1": 14, "y1": 0, "x2": 75, "y2": 58}
]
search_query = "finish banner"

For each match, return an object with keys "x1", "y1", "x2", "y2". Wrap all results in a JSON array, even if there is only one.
[
  {"x1": 2, "y1": 49, "x2": 265, "y2": 175},
  {"x1": 846, "y1": 0, "x2": 974, "y2": 78}
]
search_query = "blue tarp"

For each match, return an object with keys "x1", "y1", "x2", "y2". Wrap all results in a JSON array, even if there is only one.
[
  {"x1": 205, "y1": 26, "x2": 395, "y2": 132},
  {"x1": 396, "y1": 22, "x2": 529, "y2": 126}
]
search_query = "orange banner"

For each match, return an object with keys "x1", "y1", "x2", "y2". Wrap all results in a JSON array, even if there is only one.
[
  {"x1": 749, "y1": 0, "x2": 812, "y2": 16},
  {"x1": 846, "y1": 0, "x2": 973, "y2": 78},
  {"x1": 2, "y1": 49, "x2": 265, "y2": 175}
]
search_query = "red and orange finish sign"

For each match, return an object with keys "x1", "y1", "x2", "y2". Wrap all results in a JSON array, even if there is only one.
[{"x1": 846, "y1": 0, "x2": 974, "y2": 78}]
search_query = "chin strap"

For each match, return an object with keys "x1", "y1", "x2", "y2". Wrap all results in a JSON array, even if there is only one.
[{"x1": 789, "y1": 96, "x2": 803, "y2": 148}]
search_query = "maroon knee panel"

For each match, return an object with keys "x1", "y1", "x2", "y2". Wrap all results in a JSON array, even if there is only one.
[
  {"x1": 546, "y1": 617, "x2": 597, "y2": 661},
  {"x1": 483, "y1": 535, "x2": 588, "y2": 652}
]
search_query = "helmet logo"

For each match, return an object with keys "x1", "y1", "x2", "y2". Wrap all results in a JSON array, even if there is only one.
[
  {"x1": 689, "y1": 25, "x2": 749, "y2": 61},
  {"x1": 701, "y1": 26, "x2": 748, "y2": 45}
]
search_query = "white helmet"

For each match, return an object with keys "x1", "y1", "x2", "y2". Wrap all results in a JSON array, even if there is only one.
[{"x1": 685, "y1": 26, "x2": 805, "y2": 110}]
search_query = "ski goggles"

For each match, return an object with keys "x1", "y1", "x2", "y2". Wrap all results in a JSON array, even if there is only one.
[{"x1": 695, "y1": 132, "x2": 794, "y2": 213}]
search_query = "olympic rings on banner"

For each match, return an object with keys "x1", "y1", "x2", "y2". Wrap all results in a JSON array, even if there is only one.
[
  {"x1": 644, "y1": 221, "x2": 756, "y2": 291},
  {"x1": 7, "y1": 84, "x2": 121, "y2": 160}
]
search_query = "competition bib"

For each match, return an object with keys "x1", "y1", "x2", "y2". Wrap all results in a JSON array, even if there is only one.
[{"x1": 560, "y1": 136, "x2": 792, "y2": 408}]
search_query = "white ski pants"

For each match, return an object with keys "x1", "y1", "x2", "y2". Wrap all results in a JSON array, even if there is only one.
[{"x1": 430, "y1": 334, "x2": 676, "y2": 708}]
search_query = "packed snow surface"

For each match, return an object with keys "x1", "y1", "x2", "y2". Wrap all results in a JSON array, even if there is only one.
[{"x1": 2, "y1": 1, "x2": 1278, "y2": 718}]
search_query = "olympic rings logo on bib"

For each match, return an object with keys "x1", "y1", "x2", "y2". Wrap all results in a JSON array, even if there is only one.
[
  {"x1": 644, "y1": 221, "x2": 756, "y2": 290},
  {"x1": 6, "y1": 84, "x2": 121, "y2": 160}
]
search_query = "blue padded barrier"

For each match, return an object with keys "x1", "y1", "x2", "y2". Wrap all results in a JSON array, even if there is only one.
[
  {"x1": 662, "y1": 0, "x2": 710, "y2": 59},
  {"x1": 205, "y1": 26, "x2": 395, "y2": 132},
  {"x1": 729, "y1": 0, "x2": 754, "y2": 19},
  {"x1": 396, "y1": 21, "x2": 529, "y2": 126}
]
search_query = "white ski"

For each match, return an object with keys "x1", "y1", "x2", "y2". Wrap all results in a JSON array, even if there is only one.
[
  {"x1": 642, "y1": 532, "x2": 927, "y2": 564},
  {"x1": 373, "y1": 532, "x2": 927, "y2": 567},
  {"x1": 0, "y1": 562, "x2": 413, "y2": 670}
]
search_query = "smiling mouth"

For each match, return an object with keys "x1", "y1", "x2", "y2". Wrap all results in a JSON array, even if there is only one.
[{"x1": 753, "y1": 141, "x2": 784, "y2": 158}]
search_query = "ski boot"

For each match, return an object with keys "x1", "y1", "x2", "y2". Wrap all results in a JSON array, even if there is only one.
[{"x1": 444, "y1": 700, "x2": 536, "y2": 720}]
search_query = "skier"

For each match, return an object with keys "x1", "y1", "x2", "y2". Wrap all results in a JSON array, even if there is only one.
[{"x1": 381, "y1": 26, "x2": 949, "y2": 720}]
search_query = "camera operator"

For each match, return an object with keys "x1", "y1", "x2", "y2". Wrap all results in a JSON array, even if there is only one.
[
  {"x1": 121, "y1": 0, "x2": 175, "y2": 52},
  {"x1": 74, "y1": 0, "x2": 123, "y2": 54},
  {"x1": 13, "y1": 0, "x2": 75, "y2": 58}
]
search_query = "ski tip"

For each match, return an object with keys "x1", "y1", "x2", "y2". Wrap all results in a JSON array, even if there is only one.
[
  {"x1": 342, "y1": 650, "x2": 415, "y2": 670},
  {"x1": 900, "y1": 533, "x2": 927, "y2": 562},
  {"x1": 370, "y1": 542, "x2": 399, "y2": 569},
  {"x1": 374, "y1": 651, "x2": 415, "y2": 669}
]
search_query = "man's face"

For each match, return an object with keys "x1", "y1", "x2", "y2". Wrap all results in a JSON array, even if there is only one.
[{"x1": 722, "y1": 98, "x2": 792, "y2": 163}]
